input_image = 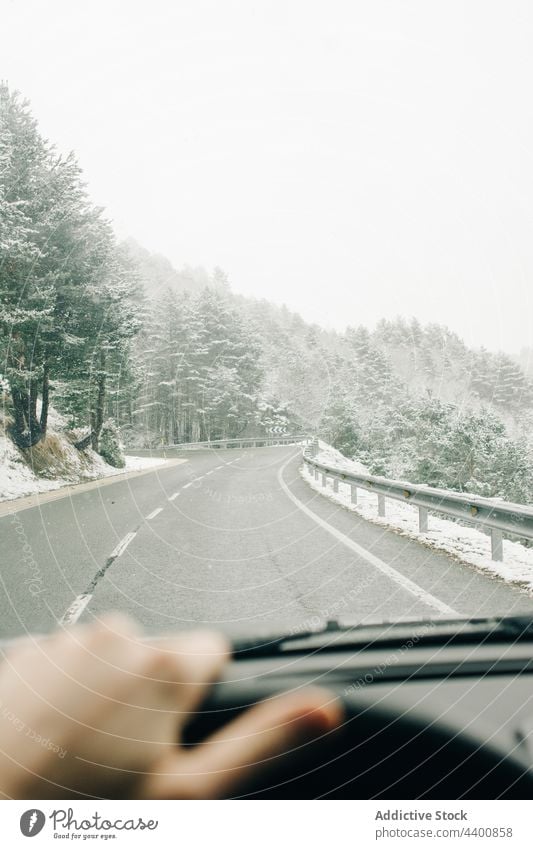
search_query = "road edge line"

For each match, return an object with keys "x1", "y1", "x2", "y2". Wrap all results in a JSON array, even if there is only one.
[{"x1": 278, "y1": 454, "x2": 458, "y2": 617}]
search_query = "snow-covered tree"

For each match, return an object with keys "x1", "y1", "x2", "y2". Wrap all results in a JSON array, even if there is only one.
[{"x1": 0, "y1": 84, "x2": 141, "y2": 451}]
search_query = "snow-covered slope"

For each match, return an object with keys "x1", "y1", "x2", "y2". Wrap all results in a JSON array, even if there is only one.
[{"x1": 0, "y1": 409, "x2": 161, "y2": 503}]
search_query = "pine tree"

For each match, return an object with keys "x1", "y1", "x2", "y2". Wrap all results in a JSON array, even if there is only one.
[{"x1": 0, "y1": 84, "x2": 140, "y2": 450}]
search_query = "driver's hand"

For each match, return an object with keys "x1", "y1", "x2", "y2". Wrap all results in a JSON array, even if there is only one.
[{"x1": 0, "y1": 614, "x2": 343, "y2": 798}]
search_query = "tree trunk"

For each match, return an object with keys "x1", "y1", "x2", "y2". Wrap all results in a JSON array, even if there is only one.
[
  {"x1": 91, "y1": 348, "x2": 107, "y2": 451},
  {"x1": 10, "y1": 385, "x2": 43, "y2": 448},
  {"x1": 11, "y1": 387, "x2": 28, "y2": 442},
  {"x1": 74, "y1": 431, "x2": 94, "y2": 451},
  {"x1": 29, "y1": 382, "x2": 38, "y2": 426},
  {"x1": 40, "y1": 363, "x2": 50, "y2": 437}
]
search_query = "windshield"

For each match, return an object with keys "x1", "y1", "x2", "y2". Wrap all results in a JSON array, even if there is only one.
[{"x1": 2, "y1": 2, "x2": 533, "y2": 642}]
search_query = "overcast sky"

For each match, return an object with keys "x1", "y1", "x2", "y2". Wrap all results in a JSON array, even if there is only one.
[{"x1": 3, "y1": 1, "x2": 533, "y2": 353}]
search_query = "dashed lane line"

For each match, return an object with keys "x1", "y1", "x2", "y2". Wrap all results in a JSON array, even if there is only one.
[
  {"x1": 109, "y1": 531, "x2": 137, "y2": 558},
  {"x1": 58, "y1": 456, "x2": 239, "y2": 626},
  {"x1": 59, "y1": 593, "x2": 92, "y2": 626},
  {"x1": 145, "y1": 507, "x2": 164, "y2": 520},
  {"x1": 183, "y1": 476, "x2": 205, "y2": 489},
  {"x1": 278, "y1": 455, "x2": 458, "y2": 617},
  {"x1": 59, "y1": 530, "x2": 138, "y2": 625}
]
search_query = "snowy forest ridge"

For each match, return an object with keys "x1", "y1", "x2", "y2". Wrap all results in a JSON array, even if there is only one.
[{"x1": 2, "y1": 83, "x2": 533, "y2": 508}]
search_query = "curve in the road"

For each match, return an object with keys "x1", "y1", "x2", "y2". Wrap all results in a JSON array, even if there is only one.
[{"x1": 4, "y1": 446, "x2": 533, "y2": 638}]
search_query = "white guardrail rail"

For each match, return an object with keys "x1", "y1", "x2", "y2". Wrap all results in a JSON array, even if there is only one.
[
  {"x1": 130, "y1": 434, "x2": 312, "y2": 454},
  {"x1": 303, "y1": 445, "x2": 533, "y2": 562},
  {"x1": 169, "y1": 434, "x2": 311, "y2": 449}
]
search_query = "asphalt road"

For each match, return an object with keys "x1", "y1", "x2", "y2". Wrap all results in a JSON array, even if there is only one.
[{"x1": 1, "y1": 446, "x2": 533, "y2": 640}]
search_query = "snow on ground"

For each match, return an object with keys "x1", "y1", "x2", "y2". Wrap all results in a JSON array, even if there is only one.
[
  {"x1": 302, "y1": 445, "x2": 533, "y2": 595},
  {"x1": 123, "y1": 455, "x2": 168, "y2": 471},
  {"x1": 315, "y1": 439, "x2": 370, "y2": 475},
  {"x1": 0, "y1": 425, "x2": 169, "y2": 504},
  {"x1": 0, "y1": 431, "x2": 63, "y2": 501},
  {"x1": 86, "y1": 453, "x2": 168, "y2": 479}
]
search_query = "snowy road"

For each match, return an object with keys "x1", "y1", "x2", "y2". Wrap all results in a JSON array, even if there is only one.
[{"x1": 1, "y1": 447, "x2": 533, "y2": 640}]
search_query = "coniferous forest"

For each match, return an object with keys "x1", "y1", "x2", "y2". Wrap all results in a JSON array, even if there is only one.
[{"x1": 2, "y1": 84, "x2": 533, "y2": 504}]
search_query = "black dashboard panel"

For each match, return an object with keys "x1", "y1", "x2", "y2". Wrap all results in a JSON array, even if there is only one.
[{"x1": 184, "y1": 643, "x2": 533, "y2": 799}]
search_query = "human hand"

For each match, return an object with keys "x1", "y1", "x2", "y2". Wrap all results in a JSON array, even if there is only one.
[{"x1": 0, "y1": 614, "x2": 343, "y2": 798}]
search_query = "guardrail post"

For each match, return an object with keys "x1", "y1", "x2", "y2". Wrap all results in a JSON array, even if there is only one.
[
  {"x1": 491, "y1": 528, "x2": 503, "y2": 561},
  {"x1": 296, "y1": 450, "x2": 533, "y2": 565}
]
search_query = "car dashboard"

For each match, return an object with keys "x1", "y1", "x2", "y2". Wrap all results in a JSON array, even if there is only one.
[{"x1": 184, "y1": 638, "x2": 533, "y2": 799}]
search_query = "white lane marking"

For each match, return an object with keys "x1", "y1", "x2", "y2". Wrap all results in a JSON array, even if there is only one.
[
  {"x1": 183, "y1": 482, "x2": 192, "y2": 489},
  {"x1": 60, "y1": 593, "x2": 93, "y2": 626},
  {"x1": 59, "y1": 529, "x2": 138, "y2": 625},
  {"x1": 215, "y1": 465, "x2": 223, "y2": 470},
  {"x1": 168, "y1": 491, "x2": 180, "y2": 501},
  {"x1": 109, "y1": 532, "x2": 137, "y2": 559},
  {"x1": 205, "y1": 470, "x2": 214, "y2": 475},
  {"x1": 278, "y1": 458, "x2": 458, "y2": 617},
  {"x1": 146, "y1": 507, "x2": 163, "y2": 520}
]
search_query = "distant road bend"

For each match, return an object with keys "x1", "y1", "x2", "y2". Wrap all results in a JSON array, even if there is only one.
[{"x1": 2, "y1": 446, "x2": 533, "y2": 639}]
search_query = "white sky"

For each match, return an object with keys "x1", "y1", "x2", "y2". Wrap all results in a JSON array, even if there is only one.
[{"x1": 3, "y1": 0, "x2": 533, "y2": 352}]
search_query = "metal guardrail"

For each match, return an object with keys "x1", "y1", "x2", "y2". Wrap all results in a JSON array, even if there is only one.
[
  {"x1": 169, "y1": 434, "x2": 311, "y2": 450},
  {"x1": 303, "y1": 453, "x2": 533, "y2": 562},
  {"x1": 129, "y1": 434, "x2": 312, "y2": 455}
]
